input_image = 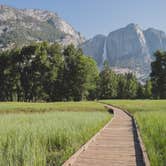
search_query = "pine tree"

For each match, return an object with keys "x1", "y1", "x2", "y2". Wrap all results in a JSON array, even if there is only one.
[
  {"x1": 137, "y1": 83, "x2": 145, "y2": 99},
  {"x1": 117, "y1": 74, "x2": 127, "y2": 99},
  {"x1": 125, "y1": 73, "x2": 138, "y2": 99},
  {"x1": 98, "y1": 63, "x2": 118, "y2": 99},
  {"x1": 151, "y1": 51, "x2": 166, "y2": 99},
  {"x1": 144, "y1": 80, "x2": 152, "y2": 98}
]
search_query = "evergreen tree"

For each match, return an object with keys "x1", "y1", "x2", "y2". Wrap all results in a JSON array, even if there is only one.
[
  {"x1": 0, "y1": 49, "x2": 22, "y2": 101},
  {"x1": 137, "y1": 83, "x2": 145, "y2": 99},
  {"x1": 98, "y1": 63, "x2": 118, "y2": 99},
  {"x1": 125, "y1": 73, "x2": 138, "y2": 99},
  {"x1": 151, "y1": 50, "x2": 166, "y2": 99},
  {"x1": 144, "y1": 80, "x2": 152, "y2": 98},
  {"x1": 62, "y1": 45, "x2": 98, "y2": 101},
  {"x1": 0, "y1": 41, "x2": 150, "y2": 101},
  {"x1": 0, "y1": 51, "x2": 10, "y2": 101},
  {"x1": 44, "y1": 43, "x2": 64, "y2": 101},
  {"x1": 117, "y1": 74, "x2": 127, "y2": 99}
]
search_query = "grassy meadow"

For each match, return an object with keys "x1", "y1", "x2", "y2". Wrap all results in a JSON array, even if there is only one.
[
  {"x1": 0, "y1": 102, "x2": 111, "y2": 166},
  {"x1": 101, "y1": 100, "x2": 166, "y2": 166},
  {"x1": 0, "y1": 101, "x2": 107, "y2": 113},
  {"x1": 0, "y1": 100, "x2": 165, "y2": 166}
]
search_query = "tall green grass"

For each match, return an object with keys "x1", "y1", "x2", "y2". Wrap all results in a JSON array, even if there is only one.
[
  {"x1": 0, "y1": 101, "x2": 105, "y2": 113},
  {"x1": 0, "y1": 102, "x2": 111, "y2": 165},
  {"x1": 135, "y1": 111, "x2": 166, "y2": 165},
  {"x1": 0, "y1": 111, "x2": 111, "y2": 166},
  {"x1": 101, "y1": 100, "x2": 166, "y2": 166},
  {"x1": 101, "y1": 100, "x2": 166, "y2": 113}
]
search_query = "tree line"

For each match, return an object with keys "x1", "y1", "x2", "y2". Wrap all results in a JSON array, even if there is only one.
[
  {"x1": 0, "y1": 42, "x2": 165, "y2": 101},
  {"x1": 0, "y1": 42, "x2": 99, "y2": 101},
  {"x1": 97, "y1": 63, "x2": 152, "y2": 99}
]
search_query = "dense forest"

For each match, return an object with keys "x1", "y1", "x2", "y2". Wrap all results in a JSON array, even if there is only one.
[{"x1": 0, "y1": 42, "x2": 165, "y2": 101}]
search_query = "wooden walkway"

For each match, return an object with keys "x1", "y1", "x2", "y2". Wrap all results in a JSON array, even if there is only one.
[{"x1": 63, "y1": 105, "x2": 147, "y2": 166}]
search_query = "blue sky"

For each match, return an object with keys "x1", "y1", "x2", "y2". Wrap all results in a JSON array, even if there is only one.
[{"x1": 0, "y1": 0, "x2": 166, "y2": 38}]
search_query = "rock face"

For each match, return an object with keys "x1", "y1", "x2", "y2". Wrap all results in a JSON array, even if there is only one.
[
  {"x1": 144, "y1": 28, "x2": 166, "y2": 54},
  {"x1": 81, "y1": 23, "x2": 166, "y2": 81},
  {"x1": 0, "y1": 5, "x2": 84, "y2": 50},
  {"x1": 81, "y1": 35, "x2": 106, "y2": 67},
  {"x1": 1, "y1": 5, "x2": 166, "y2": 81}
]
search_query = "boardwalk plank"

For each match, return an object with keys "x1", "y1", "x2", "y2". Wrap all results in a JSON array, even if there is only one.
[{"x1": 63, "y1": 105, "x2": 145, "y2": 166}]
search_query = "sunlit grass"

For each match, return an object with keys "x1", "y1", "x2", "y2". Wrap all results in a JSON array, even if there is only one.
[
  {"x1": 0, "y1": 102, "x2": 111, "y2": 166},
  {"x1": 135, "y1": 111, "x2": 166, "y2": 165},
  {"x1": 100, "y1": 100, "x2": 166, "y2": 113},
  {"x1": 0, "y1": 101, "x2": 105, "y2": 113}
]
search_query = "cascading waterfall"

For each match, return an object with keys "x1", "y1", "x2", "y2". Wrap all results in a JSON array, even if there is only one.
[{"x1": 102, "y1": 39, "x2": 107, "y2": 64}]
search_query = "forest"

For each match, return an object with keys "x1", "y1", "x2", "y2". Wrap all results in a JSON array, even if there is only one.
[{"x1": 0, "y1": 42, "x2": 165, "y2": 101}]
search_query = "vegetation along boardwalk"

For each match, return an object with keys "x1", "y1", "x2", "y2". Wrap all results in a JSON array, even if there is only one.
[{"x1": 63, "y1": 105, "x2": 148, "y2": 166}]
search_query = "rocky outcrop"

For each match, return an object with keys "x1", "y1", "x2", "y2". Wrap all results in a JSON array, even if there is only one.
[
  {"x1": 144, "y1": 28, "x2": 166, "y2": 55},
  {"x1": 81, "y1": 23, "x2": 166, "y2": 81},
  {"x1": 0, "y1": 5, "x2": 84, "y2": 50},
  {"x1": 81, "y1": 35, "x2": 106, "y2": 67}
]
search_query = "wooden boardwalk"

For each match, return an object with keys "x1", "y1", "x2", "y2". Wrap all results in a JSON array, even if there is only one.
[{"x1": 63, "y1": 105, "x2": 147, "y2": 166}]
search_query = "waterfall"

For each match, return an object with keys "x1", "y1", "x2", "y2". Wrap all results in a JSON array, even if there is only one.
[{"x1": 102, "y1": 39, "x2": 107, "y2": 63}]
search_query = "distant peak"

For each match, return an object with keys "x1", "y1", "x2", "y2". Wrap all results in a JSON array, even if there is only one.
[
  {"x1": 94, "y1": 34, "x2": 106, "y2": 38},
  {"x1": 145, "y1": 27, "x2": 157, "y2": 32},
  {"x1": 126, "y1": 23, "x2": 140, "y2": 29},
  {"x1": 145, "y1": 28, "x2": 166, "y2": 35}
]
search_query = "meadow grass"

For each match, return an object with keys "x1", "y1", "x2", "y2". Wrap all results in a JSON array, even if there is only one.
[
  {"x1": 101, "y1": 100, "x2": 166, "y2": 166},
  {"x1": 100, "y1": 100, "x2": 166, "y2": 113},
  {"x1": 0, "y1": 102, "x2": 111, "y2": 166},
  {"x1": 0, "y1": 101, "x2": 105, "y2": 113}
]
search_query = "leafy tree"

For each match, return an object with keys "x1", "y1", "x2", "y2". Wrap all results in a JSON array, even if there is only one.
[
  {"x1": 44, "y1": 43, "x2": 64, "y2": 101},
  {"x1": 125, "y1": 73, "x2": 138, "y2": 99},
  {"x1": 0, "y1": 51, "x2": 10, "y2": 101},
  {"x1": 0, "y1": 49, "x2": 22, "y2": 101},
  {"x1": 144, "y1": 80, "x2": 152, "y2": 98},
  {"x1": 137, "y1": 83, "x2": 145, "y2": 99},
  {"x1": 62, "y1": 45, "x2": 98, "y2": 101},
  {"x1": 97, "y1": 63, "x2": 118, "y2": 99},
  {"x1": 0, "y1": 41, "x2": 150, "y2": 101},
  {"x1": 30, "y1": 42, "x2": 50, "y2": 101},
  {"x1": 117, "y1": 74, "x2": 127, "y2": 99},
  {"x1": 76, "y1": 55, "x2": 99, "y2": 100},
  {"x1": 61, "y1": 44, "x2": 80, "y2": 100},
  {"x1": 20, "y1": 44, "x2": 39, "y2": 101}
]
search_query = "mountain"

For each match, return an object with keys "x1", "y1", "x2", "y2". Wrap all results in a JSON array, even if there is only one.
[
  {"x1": 81, "y1": 23, "x2": 166, "y2": 81},
  {"x1": 81, "y1": 35, "x2": 106, "y2": 65},
  {"x1": 1, "y1": 5, "x2": 166, "y2": 81},
  {"x1": 0, "y1": 5, "x2": 84, "y2": 50},
  {"x1": 144, "y1": 28, "x2": 166, "y2": 54}
]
